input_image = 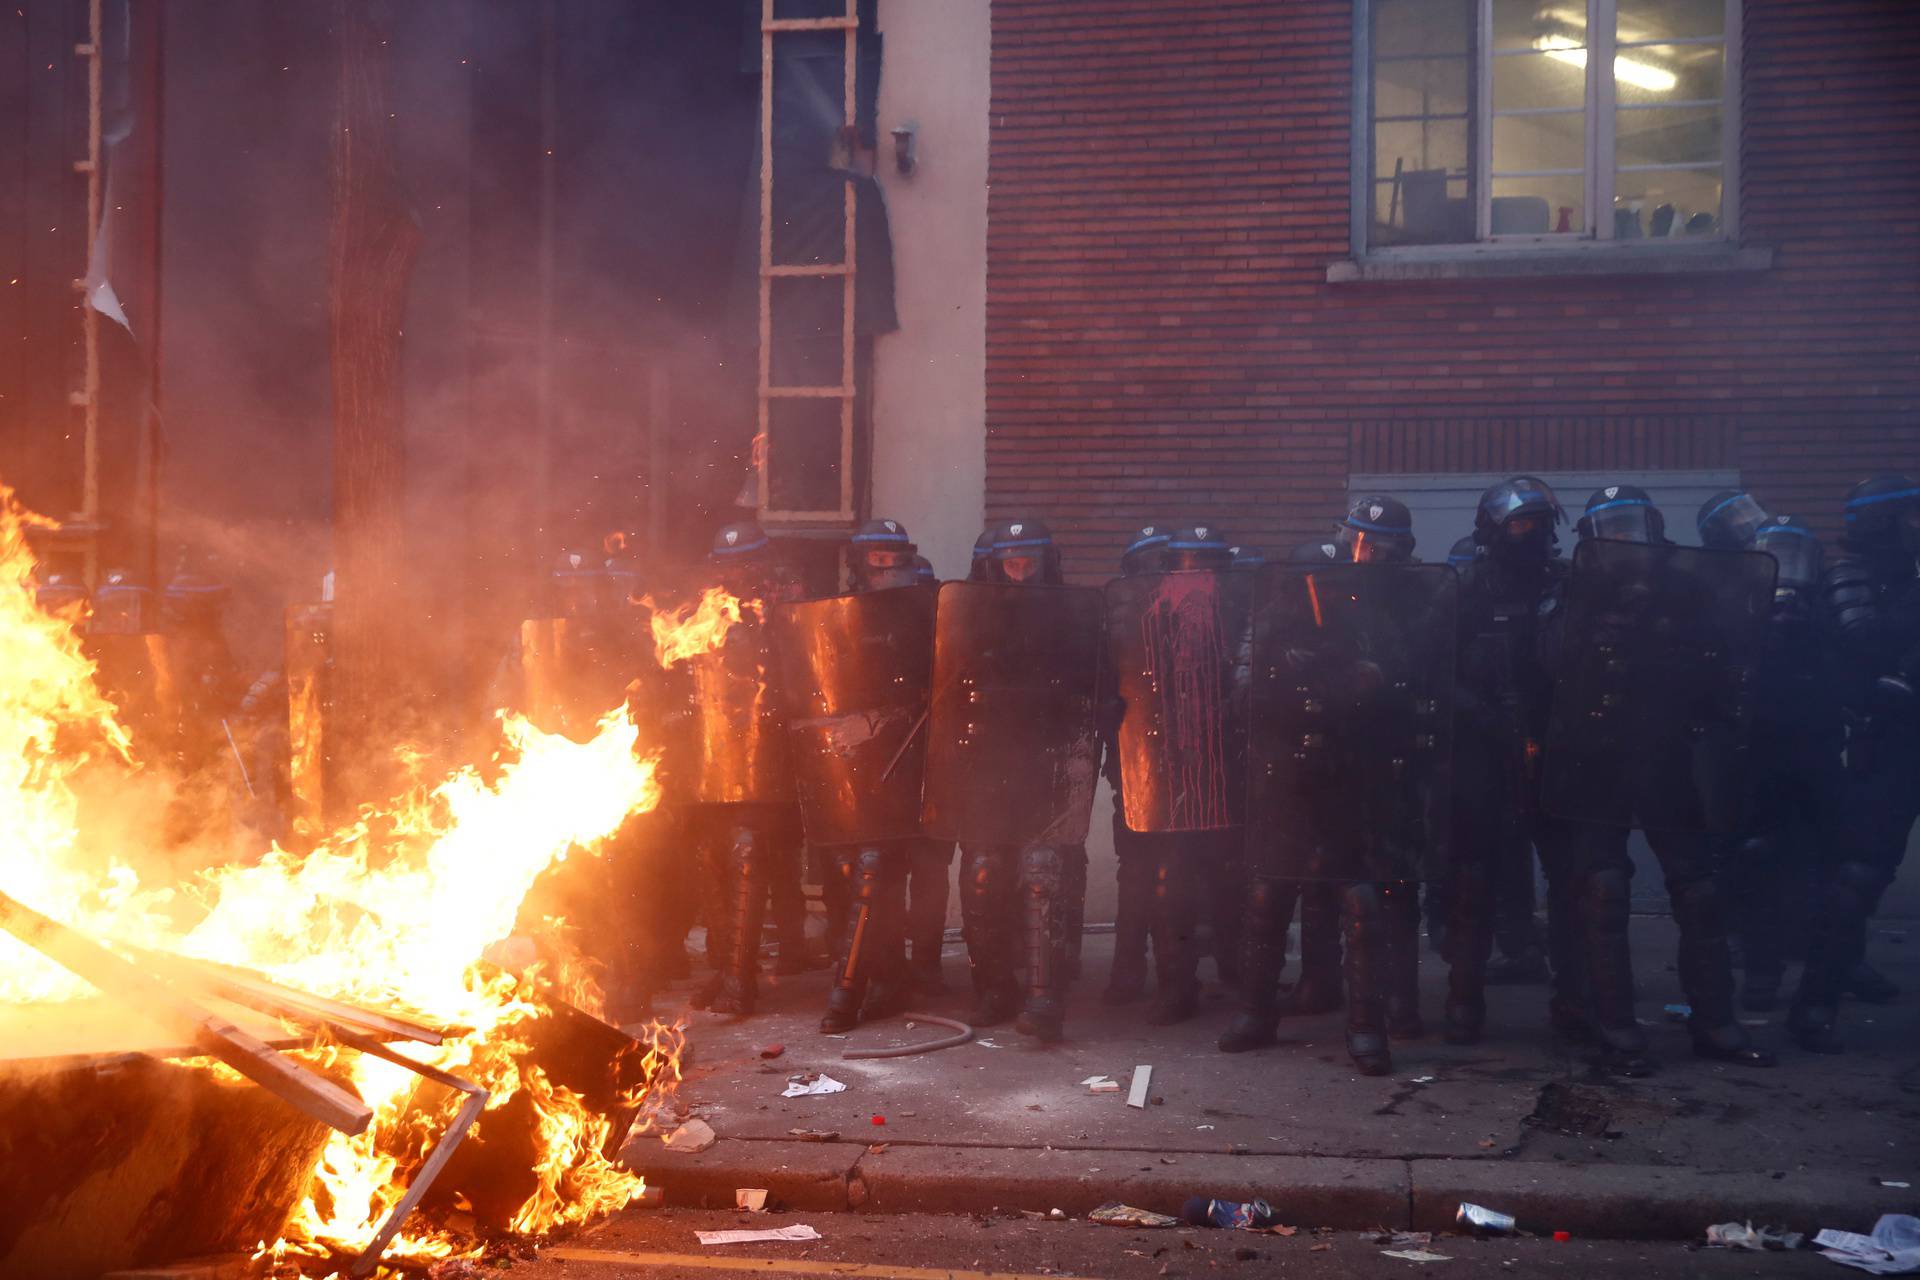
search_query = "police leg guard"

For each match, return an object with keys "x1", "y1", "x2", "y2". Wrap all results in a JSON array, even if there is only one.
[
  {"x1": 1340, "y1": 883, "x2": 1392, "y2": 1076},
  {"x1": 1220, "y1": 876, "x2": 1294, "y2": 1053},
  {"x1": 711, "y1": 821, "x2": 769, "y2": 1016},
  {"x1": 905, "y1": 841, "x2": 953, "y2": 994},
  {"x1": 1443, "y1": 846, "x2": 1493, "y2": 1045},
  {"x1": 771, "y1": 839, "x2": 812, "y2": 976},
  {"x1": 1015, "y1": 845, "x2": 1067, "y2": 1042},
  {"x1": 1147, "y1": 841, "x2": 1201, "y2": 1025},
  {"x1": 1731, "y1": 834, "x2": 1787, "y2": 1011},
  {"x1": 1060, "y1": 844, "x2": 1089, "y2": 983},
  {"x1": 1578, "y1": 862, "x2": 1653, "y2": 1076},
  {"x1": 1487, "y1": 840, "x2": 1549, "y2": 984},
  {"x1": 690, "y1": 830, "x2": 734, "y2": 1010},
  {"x1": 1536, "y1": 827, "x2": 1594, "y2": 1043},
  {"x1": 1382, "y1": 880, "x2": 1426, "y2": 1040},
  {"x1": 1661, "y1": 838, "x2": 1775, "y2": 1067},
  {"x1": 822, "y1": 846, "x2": 873, "y2": 1033},
  {"x1": 863, "y1": 849, "x2": 914, "y2": 1024},
  {"x1": 1105, "y1": 817, "x2": 1154, "y2": 1004},
  {"x1": 1790, "y1": 860, "x2": 1882, "y2": 1054},
  {"x1": 1285, "y1": 882, "x2": 1344, "y2": 1015},
  {"x1": 960, "y1": 845, "x2": 1020, "y2": 1026},
  {"x1": 1207, "y1": 830, "x2": 1246, "y2": 988}
]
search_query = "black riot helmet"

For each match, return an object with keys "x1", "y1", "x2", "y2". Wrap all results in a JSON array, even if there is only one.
[
  {"x1": 1288, "y1": 538, "x2": 1345, "y2": 564},
  {"x1": 851, "y1": 517, "x2": 920, "y2": 591},
  {"x1": 1229, "y1": 544, "x2": 1267, "y2": 570},
  {"x1": 991, "y1": 518, "x2": 1063, "y2": 585},
  {"x1": 1335, "y1": 494, "x2": 1416, "y2": 564},
  {"x1": 549, "y1": 549, "x2": 607, "y2": 618},
  {"x1": 1119, "y1": 523, "x2": 1171, "y2": 577},
  {"x1": 1753, "y1": 515, "x2": 1824, "y2": 598},
  {"x1": 90, "y1": 569, "x2": 157, "y2": 634},
  {"x1": 1577, "y1": 485, "x2": 1667, "y2": 544},
  {"x1": 1696, "y1": 489, "x2": 1770, "y2": 550},
  {"x1": 1163, "y1": 522, "x2": 1233, "y2": 572},
  {"x1": 911, "y1": 555, "x2": 937, "y2": 584},
  {"x1": 34, "y1": 568, "x2": 90, "y2": 618},
  {"x1": 1842, "y1": 473, "x2": 1920, "y2": 556},
  {"x1": 968, "y1": 527, "x2": 999, "y2": 582},
  {"x1": 1446, "y1": 535, "x2": 1479, "y2": 570},
  {"x1": 1473, "y1": 475, "x2": 1564, "y2": 561},
  {"x1": 162, "y1": 568, "x2": 231, "y2": 633},
  {"x1": 711, "y1": 520, "x2": 771, "y2": 561}
]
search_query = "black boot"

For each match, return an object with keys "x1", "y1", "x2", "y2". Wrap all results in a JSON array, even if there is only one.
[
  {"x1": 1059, "y1": 844, "x2": 1088, "y2": 984},
  {"x1": 1788, "y1": 860, "x2": 1880, "y2": 1053},
  {"x1": 1383, "y1": 881, "x2": 1425, "y2": 1039},
  {"x1": 1667, "y1": 861, "x2": 1776, "y2": 1068},
  {"x1": 960, "y1": 845, "x2": 1020, "y2": 1026},
  {"x1": 1220, "y1": 876, "x2": 1291, "y2": 1053},
  {"x1": 771, "y1": 838, "x2": 813, "y2": 976},
  {"x1": 690, "y1": 834, "x2": 734, "y2": 1010},
  {"x1": 1284, "y1": 881, "x2": 1344, "y2": 1015},
  {"x1": 1580, "y1": 865, "x2": 1654, "y2": 1077},
  {"x1": 1146, "y1": 842, "x2": 1200, "y2": 1025},
  {"x1": 1105, "y1": 823, "x2": 1154, "y2": 1004},
  {"x1": 1015, "y1": 846, "x2": 1067, "y2": 1042},
  {"x1": 1342, "y1": 885, "x2": 1392, "y2": 1076},
  {"x1": 710, "y1": 820, "x2": 768, "y2": 1017},
  {"x1": 1443, "y1": 844, "x2": 1492, "y2": 1045}
]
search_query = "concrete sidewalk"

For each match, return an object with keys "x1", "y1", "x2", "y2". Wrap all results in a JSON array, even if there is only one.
[{"x1": 621, "y1": 915, "x2": 1920, "y2": 1241}]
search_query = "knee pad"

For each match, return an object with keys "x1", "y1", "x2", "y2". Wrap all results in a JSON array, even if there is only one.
[{"x1": 1022, "y1": 845, "x2": 1063, "y2": 893}]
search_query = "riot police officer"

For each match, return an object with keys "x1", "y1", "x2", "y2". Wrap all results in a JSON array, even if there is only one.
[
  {"x1": 1533, "y1": 486, "x2": 1774, "y2": 1072},
  {"x1": 1444, "y1": 477, "x2": 1568, "y2": 1048},
  {"x1": 968, "y1": 528, "x2": 1000, "y2": 583},
  {"x1": 684, "y1": 521, "x2": 807, "y2": 1017},
  {"x1": 1102, "y1": 524, "x2": 1173, "y2": 1004},
  {"x1": 1789, "y1": 475, "x2": 1920, "y2": 1051},
  {"x1": 1280, "y1": 537, "x2": 1348, "y2": 1018},
  {"x1": 1697, "y1": 489, "x2": 1772, "y2": 552}
]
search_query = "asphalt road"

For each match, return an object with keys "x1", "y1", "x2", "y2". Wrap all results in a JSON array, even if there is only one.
[{"x1": 514, "y1": 1208, "x2": 1843, "y2": 1279}]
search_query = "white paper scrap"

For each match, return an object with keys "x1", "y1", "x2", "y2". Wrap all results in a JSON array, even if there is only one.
[
  {"x1": 1383, "y1": 1248, "x2": 1452, "y2": 1262},
  {"x1": 697, "y1": 1225, "x2": 823, "y2": 1246},
  {"x1": 782, "y1": 1073, "x2": 849, "y2": 1098},
  {"x1": 1816, "y1": 1214, "x2": 1920, "y2": 1275},
  {"x1": 1127, "y1": 1065, "x2": 1153, "y2": 1109}
]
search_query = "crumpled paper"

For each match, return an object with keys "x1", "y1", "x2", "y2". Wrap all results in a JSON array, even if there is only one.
[
  {"x1": 783, "y1": 1072, "x2": 849, "y2": 1098},
  {"x1": 1706, "y1": 1221, "x2": 1804, "y2": 1252},
  {"x1": 1816, "y1": 1215, "x2": 1920, "y2": 1275}
]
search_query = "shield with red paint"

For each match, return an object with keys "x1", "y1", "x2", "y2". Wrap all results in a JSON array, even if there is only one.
[{"x1": 1103, "y1": 570, "x2": 1254, "y2": 832}]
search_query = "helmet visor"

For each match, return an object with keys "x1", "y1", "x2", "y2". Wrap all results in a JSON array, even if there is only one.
[
  {"x1": 861, "y1": 547, "x2": 915, "y2": 570},
  {"x1": 1700, "y1": 492, "x2": 1769, "y2": 548},
  {"x1": 1754, "y1": 525, "x2": 1823, "y2": 589},
  {"x1": 1583, "y1": 499, "x2": 1659, "y2": 544},
  {"x1": 1000, "y1": 554, "x2": 1043, "y2": 583}
]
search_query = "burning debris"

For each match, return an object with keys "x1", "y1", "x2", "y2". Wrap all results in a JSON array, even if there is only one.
[{"x1": 0, "y1": 483, "x2": 689, "y2": 1275}]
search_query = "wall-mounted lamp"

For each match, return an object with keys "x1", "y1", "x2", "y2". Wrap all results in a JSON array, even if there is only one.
[{"x1": 890, "y1": 123, "x2": 917, "y2": 177}]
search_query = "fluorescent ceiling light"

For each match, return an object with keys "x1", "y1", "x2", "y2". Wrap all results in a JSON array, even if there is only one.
[{"x1": 1533, "y1": 34, "x2": 1679, "y2": 94}]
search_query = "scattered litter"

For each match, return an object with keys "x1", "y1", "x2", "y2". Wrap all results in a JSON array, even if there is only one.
[
  {"x1": 1092, "y1": 1203, "x2": 1181, "y2": 1228},
  {"x1": 1159, "y1": 1156, "x2": 1179, "y2": 1165},
  {"x1": 1311, "y1": 1243, "x2": 1332, "y2": 1252},
  {"x1": 1196, "y1": 1124, "x2": 1216, "y2": 1131},
  {"x1": 788, "y1": 1128, "x2": 839, "y2": 1142},
  {"x1": 1741, "y1": 1018, "x2": 1771, "y2": 1028},
  {"x1": 1412, "y1": 1075, "x2": 1437, "y2": 1084},
  {"x1": 1084, "y1": 1075, "x2": 1122, "y2": 1093},
  {"x1": 1152, "y1": 1096, "x2": 1165, "y2": 1106},
  {"x1": 734, "y1": 1188, "x2": 768, "y2": 1212},
  {"x1": 1879, "y1": 1181, "x2": 1912, "y2": 1190},
  {"x1": 1129, "y1": 1065, "x2": 1154, "y2": 1109},
  {"x1": 868, "y1": 1143, "x2": 890, "y2": 1155},
  {"x1": 871, "y1": 1114, "x2": 887, "y2": 1126},
  {"x1": 1816, "y1": 1215, "x2": 1920, "y2": 1275},
  {"x1": 664, "y1": 1118, "x2": 716, "y2": 1154},
  {"x1": 901, "y1": 1111, "x2": 918, "y2": 1118},
  {"x1": 1457, "y1": 1203, "x2": 1516, "y2": 1235},
  {"x1": 1664, "y1": 1002, "x2": 1693, "y2": 1021},
  {"x1": 977, "y1": 1038, "x2": 1002, "y2": 1049},
  {"x1": 1228, "y1": 1143, "x2": 1251, "y2": 1156},
  {"x1": 1476, "y1": 1138, "x2": 1499, "y2": 1150},
  {"x1": 1375, "y1": 1232, "x2": 1433, "y2": 1249},
  {"x1": 1270, "y1": 1226, "x2": 1299, "y2": 1238},
  {"x1": 697, "y1": 1225, "x2": 822, "y2": 1246},
  {"x1": 1383, "y1": 1249, "x2": 1453, "y2": 1263},
  {"x1": 1706, "y1": 1222, "x2": 1804, "y2": 1252},
  {"x1": 782, "y1": 1072, "x2": 848, "y2": 1098},
  {"x1": 635, "y1": 1185, "x2": 665, "y2": 1208},
  {"x1": 1183, "y1": 1197, "x2": 1278, "y2": 1230},
  {"x1": 1553, "y1": 1231, "x2": 1571, "y2": 1243},
  {"x1": 759, "y1": 1044, "x2": 785, "y2": 1059},
  {"x1": 1525, "y1": 1082, "x2": 1616, "y2": 1140}
]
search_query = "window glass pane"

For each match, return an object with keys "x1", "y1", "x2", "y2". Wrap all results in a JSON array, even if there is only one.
[
  {"x1": 1492, "y1": 0, "x2": 1585, "y2": 52},
  {"x1": 1374, "y1": 0, "x2": 1473, "y2": 57},
  {"x1": 1614, "y1": 43, "x2": 1722, "y2": 105},
  {"x1": 1613, "y1": 168, "x2": 1723, "y2": 238},
  {"x1": 1372, "y1": 175, "x2": 1474, "y2": 245},
  {"x1": 1374, "y1": 118, "x2": 1469, "y2": 180},
  {"x1": 1493, "y1": 49, "x2": 1586, "y2": 111},
  {"x1": 1375, "y1": 55, "x2": 1469, "y2": 119},
  {"x1": 1493, "y1": 109, "x2": 1584, "y2": 173},
  {"x1": 1492, "y1": 175, "x2": 1584, "y2": 233},
  {"x1": 1617, "y1": 0, "x2": 1724, "y2": 44},
  {"x1": 1616, "y1": 104, "x2": 1722, "y2": 167}
]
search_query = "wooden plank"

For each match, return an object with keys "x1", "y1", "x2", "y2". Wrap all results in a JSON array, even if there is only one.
[
  {"x1": 135, "y1": 948, "x2": 447, "y2": 1046},
  {"x1": 1126, "y1": 1064, "x2": 1152, "y2": 1109},
  {"x1": 0, "y1": 891, "x2": 373, "y2": 1135}
]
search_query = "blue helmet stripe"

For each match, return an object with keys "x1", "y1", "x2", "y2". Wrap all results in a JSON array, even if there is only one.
[
  {"x1": 1342, "y1": 516, "x2": 1407, "y2": 535},
  {"x1": 1699, "y1": 491, "x2": 1755, "y2": 527},
  {"x1": 1845, "y1": 486, "x2": 1920, "y2": 514},
  {"x1": 713, "y1": 537, "x2": 770, "y2": 556},
  {"x1": 993, "y1": 537, "x2": 1053, "y2": 550},
  {"x1": 852, "y1": 531, "x2": 910, "y2": 543},
  {"x1": 1585, "y1": 497, "x2": 1652, "y2": 516},
  {"x1": 1125, "y1": 533, "x2": 1171, "y2": 555},
  {"x1": 1167, "y1": 539, "x2": 1230, "y2": 550}
]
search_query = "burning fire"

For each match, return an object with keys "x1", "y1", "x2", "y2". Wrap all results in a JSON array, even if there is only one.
[
  {"x1": 646, "y1": 585, "x2": 757, "y2": 667},
  {"x1": 0, "y1": 483, "x2": 683, "y2": 1271}
]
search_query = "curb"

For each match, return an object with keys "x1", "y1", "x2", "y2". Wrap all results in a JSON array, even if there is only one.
[{"x1": 623, "y1": 1137, "x2": 1920, "y2": 1240}]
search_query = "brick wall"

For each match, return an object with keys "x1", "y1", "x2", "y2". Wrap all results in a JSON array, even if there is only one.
[{"x1": 985, "y1": 0, "x2": 1920, "y2": 578}]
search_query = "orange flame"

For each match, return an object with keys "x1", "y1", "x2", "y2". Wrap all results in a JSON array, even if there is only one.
[
  {"x1": 644, "y1": 585, "x2": 759, "y2": 667},
  {"x1": 0, "y1": 483, "x2": 683, "y2": 1267}
]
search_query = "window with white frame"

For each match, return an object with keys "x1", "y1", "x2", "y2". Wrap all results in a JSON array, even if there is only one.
[{"x1": 1364, "y1": 0, "x2": 1738, "y2": 250}]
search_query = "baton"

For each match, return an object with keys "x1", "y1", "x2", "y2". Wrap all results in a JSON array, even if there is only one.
[
  {"x1": 879, "y1": 709, "x2": 930, "y2": 782},
  {"x1": 222, "y1": 718, "x2": 257, "y2": 798}
]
